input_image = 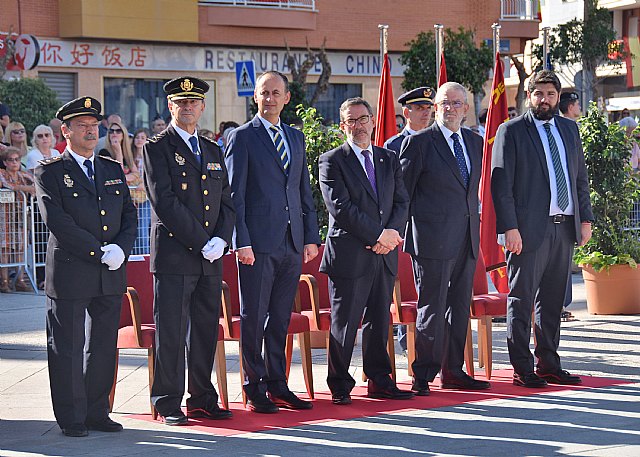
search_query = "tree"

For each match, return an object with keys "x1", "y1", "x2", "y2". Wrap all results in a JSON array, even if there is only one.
[
  {"x1": 0, "y1": 78, "x2": 59, "y2": 134},
  {"x1": 511, "y1": 54, "x2": 531, "y2": 115},
  {"x1": 532, "y1": 0, "x2": 623, "y2": 104},
  {"x1": 400, "y1": 27, "x2": 493, "y2": 102}
]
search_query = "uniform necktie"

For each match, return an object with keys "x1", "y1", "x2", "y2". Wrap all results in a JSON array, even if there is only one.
[
  {"x1": 83, "y1": 159, "x2": 94, "y2": 184},
  {"x1": 543, "y1": 123, "x2": 569, "y2": 211},
  {"x1": 269, "y1": 125, "x2": 289, "y2": 173},
  {"x1": 451, "y1": 132, "x2": 469, "y2": 188},
  {"x1": 188, "y1": 136, "x2": 201, "y2": 165},
  {"x1": 362, "y1": 149, "x2": 378, "y2": 196}
]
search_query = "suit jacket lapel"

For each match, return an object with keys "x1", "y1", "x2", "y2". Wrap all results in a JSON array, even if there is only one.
[
  {"x1": 432, "y1": 124, "x2": 466, "y2": 188},
  {"x1": 62, "y1": 150, "x2": 96, "y2": 194},
  {"x1": 343, "y1": 143, "x2": 378, "y2": 202},
  {"x1": 93, "y1": 157, "x2": 106, "y2": 196},
  {"x1": 524, "y1": 111, "x2": 550, "y2": 183},
  {"x1": 167, "y1": 125, "x2": 201, "y2": 171},
  {"x1": 461, "y1": 129, "x2": 481, "y2": 193},
  {"x1": 281, "y1": 124, "x2": 296, "y2": 180},
  {"x1": 373, "y1": 146, "x2": 385, "y2": 203},
  {"x1": 252, "y1": 115, "x2": 287, "y2": 175}
]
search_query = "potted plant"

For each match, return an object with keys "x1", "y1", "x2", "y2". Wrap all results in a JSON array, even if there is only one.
[{"x1": 575, "y1": 102, "x2": 640, "y2": 314}]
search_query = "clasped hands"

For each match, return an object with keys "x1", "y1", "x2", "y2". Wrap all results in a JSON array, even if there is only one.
[
  {"x1": 201, "y1": 237, "x2": 226, "y2": 263},
  {"x1": 100, "y1": 244, "x2": 125, "y2": 270},
  {"x1": 366, "y1": 228, "x2": 403, "y2": 255}
]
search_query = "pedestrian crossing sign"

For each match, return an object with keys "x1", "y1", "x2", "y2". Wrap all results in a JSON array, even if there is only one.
[{"x1": 236, "y1": 60, "x2": 256, "y2": 97}]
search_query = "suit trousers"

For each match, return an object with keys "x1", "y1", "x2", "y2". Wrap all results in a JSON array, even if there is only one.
[
  {"x1": 239, "y1": 228, "x2": 302, "y2": 399},
  {"x1": 151, "y1": 273, "x2": 222, "y2": 415},
  {"x1": 326, "y1": 255, "x2": 395, "y2": 395},
  {"x1": 506, "y1": 218, "x2": 574, "y2": 375},
  {"x1": 46, "y1": 294, "x2": 121, "y2": 428},
  {"x1": 411, "y1": 233, "x2": 475, "y2": 382}
]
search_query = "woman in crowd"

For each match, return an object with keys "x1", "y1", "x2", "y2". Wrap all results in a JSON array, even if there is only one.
[
  {"x1": 2, "y1": 122, "x2": 29, "y2": 168},
  {"x1": 26, "y1": 124, "x2": 60, "y2": 171},
  {"x1": 130, "y1": 128, "x2": 150, "y2": 254},
  {"x1": 0, "y1": 147, "x2": 35, "y2": 293},
  {"x1": 99, "y1": 121, "x2": 140, "y2": 184}
]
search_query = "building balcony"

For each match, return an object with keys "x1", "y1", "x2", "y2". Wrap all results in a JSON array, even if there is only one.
[
  {"x1": 498, "y1": 0, "x2": 541, "y2": 54},
  {"x1": 200, "y1": 0, "x2": 317, "y2": 30}
]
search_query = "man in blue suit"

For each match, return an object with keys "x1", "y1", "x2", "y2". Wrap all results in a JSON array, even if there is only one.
[{"x1": 225, "y1": 71, "x2": 321, "y2": 413}]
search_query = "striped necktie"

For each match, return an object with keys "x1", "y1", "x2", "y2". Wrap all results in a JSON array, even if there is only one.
[
  {"x1": 451, "y1": 132, "x2": 469, "y2": 188},
  {"x1": 269, "y1": 125, "x2": 289, "y2": 173},
  {"x1": 543, "y1": 123, "x2": 569, "y2": 211}
]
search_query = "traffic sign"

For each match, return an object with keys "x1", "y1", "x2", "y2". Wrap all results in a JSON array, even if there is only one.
[{"x1": 236, "y1": 60, "x2": 256, "y2": 97}]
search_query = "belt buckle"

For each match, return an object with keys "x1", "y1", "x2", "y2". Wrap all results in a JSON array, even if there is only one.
[{"x1": 552, "y1": 215, "x2": 564, "y2": 224}]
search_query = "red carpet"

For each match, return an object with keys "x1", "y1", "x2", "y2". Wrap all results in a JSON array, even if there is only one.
[{"x1": 129, "y1": 369, "x2": 630, "y2": 436}]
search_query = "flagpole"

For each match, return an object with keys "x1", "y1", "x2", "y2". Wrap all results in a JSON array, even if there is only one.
[
  {"x1": 492, "y1": 23, "x2": 501, "y2": 58},
  {"x1": 378, "y1": 24, "x2": 388, "y2": 74},
  {"x1": 542, "y1": 26, "x2": 551, "y2": 70},
  {"x1": 435, "y1": 24, "x2": 444, "y2": 85}
]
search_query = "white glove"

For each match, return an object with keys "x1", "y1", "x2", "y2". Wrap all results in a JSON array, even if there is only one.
[
  {"x1": 201, "y1": 237, "x2": 226, "y2": 263},
  {"x1": 100, "y1": 244, "x2": 126, "y2": 271}
]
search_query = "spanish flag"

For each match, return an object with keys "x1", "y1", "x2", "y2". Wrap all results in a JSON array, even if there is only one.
[{"x1": 374, "y1": 53, "x2": 397, "y2": 147}]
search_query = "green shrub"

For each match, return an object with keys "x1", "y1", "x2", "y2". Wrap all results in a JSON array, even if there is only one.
[{"x1": 0, "y1": 77, "x2": 59, "y2": 135}]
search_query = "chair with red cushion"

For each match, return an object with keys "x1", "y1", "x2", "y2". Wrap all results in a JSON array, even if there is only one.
[
  {"x1": 110, "y1": 255, "x2": 229, "y2": 416},
  {"x1": 469, "y1": 248, "x2": 508, "y2": 380},
  {"x1": 297, "y1": 245, "x2": 396, "y2": 381},
  {"x1": 220, "y1": 253, "x2": 313, "y2": 405}
]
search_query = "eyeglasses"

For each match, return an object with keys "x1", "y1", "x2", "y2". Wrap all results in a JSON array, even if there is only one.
[
  {"x1": 11, "y1": 129, "x2": 25, "y2": 134},
  {"x1": 108, "y1": 128, "x2": 123, "y2": 134},
  {"x1": 396, "y1": 124, "x2": 404, "y2": 129},
  {"x1": 342, "y1": 115, "x2": 372, "y2": 127},
  {"x1": 436, "y1": 100, "x2": 465, "y2": 109},
  {"x1": 5, "y1": 157, "x2": 20, "y2": 162},
  {"x1": 36, "y1": 133, "x2": 51, "y2": 139}
]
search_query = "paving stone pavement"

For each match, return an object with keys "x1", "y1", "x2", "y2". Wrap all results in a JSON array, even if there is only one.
[{"x1": 1, "y1": 273, "x2": 639, "y2": 456}]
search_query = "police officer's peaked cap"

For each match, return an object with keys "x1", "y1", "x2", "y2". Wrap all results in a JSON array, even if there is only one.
[
  {"x1": 164, "y1": 76, "x2": 209, "y2": 101},
  {"x1": 398, "y1": 87, "x2": 435, "y2": 106},
  {"x1": 560, "y1": 91, "x2": 579, "y2": 102},
  {"x1": 56, "y1": 96, "x2": 103, "y2": 122}
]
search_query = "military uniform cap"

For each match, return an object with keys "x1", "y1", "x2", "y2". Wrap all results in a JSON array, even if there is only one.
[
  {"x1": 56, "y1": 96, "x2": 103, "y2": 122},
  {"x1": 164, "y1": 76, "x2": 209, "y2": 101},
  {"x1": 398, "y1": 87, "x2": 435, "y2": 106},
  {"x1": 560, "y1": 91, "x2": 579, "y2": 102}
]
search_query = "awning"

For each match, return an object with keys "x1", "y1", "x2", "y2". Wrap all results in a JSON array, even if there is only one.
[{"x1": 605, "y1": 96, "x2": 640, "y2": 111}]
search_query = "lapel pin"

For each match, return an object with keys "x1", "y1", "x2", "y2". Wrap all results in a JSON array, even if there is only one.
[
  {"x1": 63, "y1": 174, "x2": 74, "y2": 188},
  {"x1": 175, "y1": 153, "x2": 186, "y2": 166}
]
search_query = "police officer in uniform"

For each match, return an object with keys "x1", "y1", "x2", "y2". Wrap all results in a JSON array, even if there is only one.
[
  {"x1": 35, "y1": 97, "x2": 137, "y2": 437},
  {"x1": 143, "y1": 76, "x2": 235, "y2": 425},
  {"x1": 384, "y1": 87, "x2": 435, "y2": 154}
]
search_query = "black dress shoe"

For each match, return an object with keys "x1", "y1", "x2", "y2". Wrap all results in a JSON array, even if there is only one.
[
  {"x1": 61, "y1": 424, "x2": 88, "y2": 437},
  {"x1": 85, "y1": 417, "x2": 123, "y2": 432},
  {"x1": 411, "y1": 378, "x2": 431, "y2": 396},
  {"x1": 270, "y1": 391, "x2": 313, "y2": 410},
  {"x1": 161, "y1": 409, "x2": 188, "y2": 426},
  {"x1": 247, "y1": 394, "x2": 279, "y2": 414},
  {"x1": 513, "y1": 372, "x2": 548, "y2": 388},
  {"x1": 536, "y1": 369, "x2": 582, "y2": 385},
  {"x1": 331, "y1": 393, "x2": 352, "y2": 405},
  {"x1": 441, "y1": 373, "x2": 491, "y2": 390},
  {"x1": 187, "y1": 405, "x2": 233, "y2": 420},
  {"x1": 367, "y1": 381, "x2": 414, "y2": 400}
]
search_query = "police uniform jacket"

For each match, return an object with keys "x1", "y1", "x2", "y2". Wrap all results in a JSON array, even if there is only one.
[
  {"x1": 35, "y1": 151, "x2": 138, "y2": 299},
  {"x1": 143, "y1": 125, "x2": 235, "y2": 276},
  {"x1": 383, "y1": 128, "x2": 411, "y2": 154}
]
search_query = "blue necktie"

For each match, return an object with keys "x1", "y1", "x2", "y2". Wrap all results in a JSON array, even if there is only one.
[
  {"x1": 451, "y1": 132, "x2": 469, "y2": 188},
  {"x1": 188, "y1": 136, "x2": 201, "y2": 165},
  {"x1": 543, "y1": 123, "x2": 569, "y2": 211},
  {"x1": 362, "y1": 149, "x2": 378, "y2": 197},
  {"x1": 83, "y1": 159, "x2": 95, "y2": 184},
  {"x1": 269, "y1": 125, "x2": 289, "y2": 173}
]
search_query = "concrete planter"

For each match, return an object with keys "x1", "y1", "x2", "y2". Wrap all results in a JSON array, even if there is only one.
[{"x1": 581, "y1": 264, "x2": 640, "y2": 315}]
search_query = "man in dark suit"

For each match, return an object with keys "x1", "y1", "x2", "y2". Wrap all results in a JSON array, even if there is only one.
[
  {"x1": 35, "y1": 96, "x2": 137, "y2": 437},
  {"x1": 144, "y1": 76, "x2": 235, "y2": 425},
  {"x1": 319, "y1": 97, "x2": 412, "y2": 405},
  {"x1": 491, "y1": 70, "x2": 593, "y2": 388},
  {"x1": 225, "y1": 71, "x2": 320, "y2": 414},
  {"x1": 399, "y1": 82, "x2": 490, "y2": 396},
  {"x1": 384, "y1": 87, "x2": 434, "y2": 154}
]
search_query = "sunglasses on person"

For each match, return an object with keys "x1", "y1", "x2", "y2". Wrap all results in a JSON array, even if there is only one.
[
  {"x1": 11, "y1": 129, "x2": 26, "y2": 134},
  {"x1": 108, "y1": 128, "x2": 123, "y2": 134},
  {"x1": 36, "y1": 133, "x2": 52, "y2": 139},
  {"x1": 4, "y1": 157, "x2": 20, "y2": 162}
]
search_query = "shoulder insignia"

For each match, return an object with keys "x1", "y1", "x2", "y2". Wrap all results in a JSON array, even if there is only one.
[
  {"x1": 148, "y1": 130, "x2": 168, "y2": 144},
  {"x1": 39, "y1": 156, "x2": 63, "y2": 165},
  {"x1": 98, "y1": 155, "x2": 120, "y2": 163},
  {"x1": 200, "y1": 135, "x2": 216, "y2": 144}
]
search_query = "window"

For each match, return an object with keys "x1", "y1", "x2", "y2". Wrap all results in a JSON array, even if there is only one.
[
  {"x1": 305, "y1": 83, "x2": 362, "y2": 124},
  {"x1": 39, "y1": 72, "x2": 77, "y2": 104}
]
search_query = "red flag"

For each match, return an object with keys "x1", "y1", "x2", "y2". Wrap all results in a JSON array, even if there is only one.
[
  {"x1": 479, "y1": 53, "x2": 509, "y2": 293},
  {"x1": 438, "y1": 53, "x2": 448, "y2": 88},
  {"x1": 374, "y1": 53, "x2": 397, "y2": 147}
]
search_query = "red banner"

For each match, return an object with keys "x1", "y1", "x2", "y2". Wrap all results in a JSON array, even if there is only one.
[
  {"x1": 374, "y1": 53, "x2": 397, "y2": 147},
  {"x1": 479, "y1": 52, "x2": 509, "y2": 293},
  {"x1": 438, "y1": 53, "x2": 448, "y2": 88}
]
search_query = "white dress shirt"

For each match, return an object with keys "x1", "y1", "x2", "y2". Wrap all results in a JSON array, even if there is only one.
[
  {"x1": 347, "y1": 140, "x2": 375, "y2": 174},
  {"x1": 258, "y1": 115, "x2": 290, "y2": 163},
  {"x1": 171, "y1": 120, "x2": 199, "y2": 153},
  {"x1": 67, "y1": 148, "x2": 95, "y2": 181},
  {"x1": 437, "y1": 120, "x2": 471, "y2": 173}
]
